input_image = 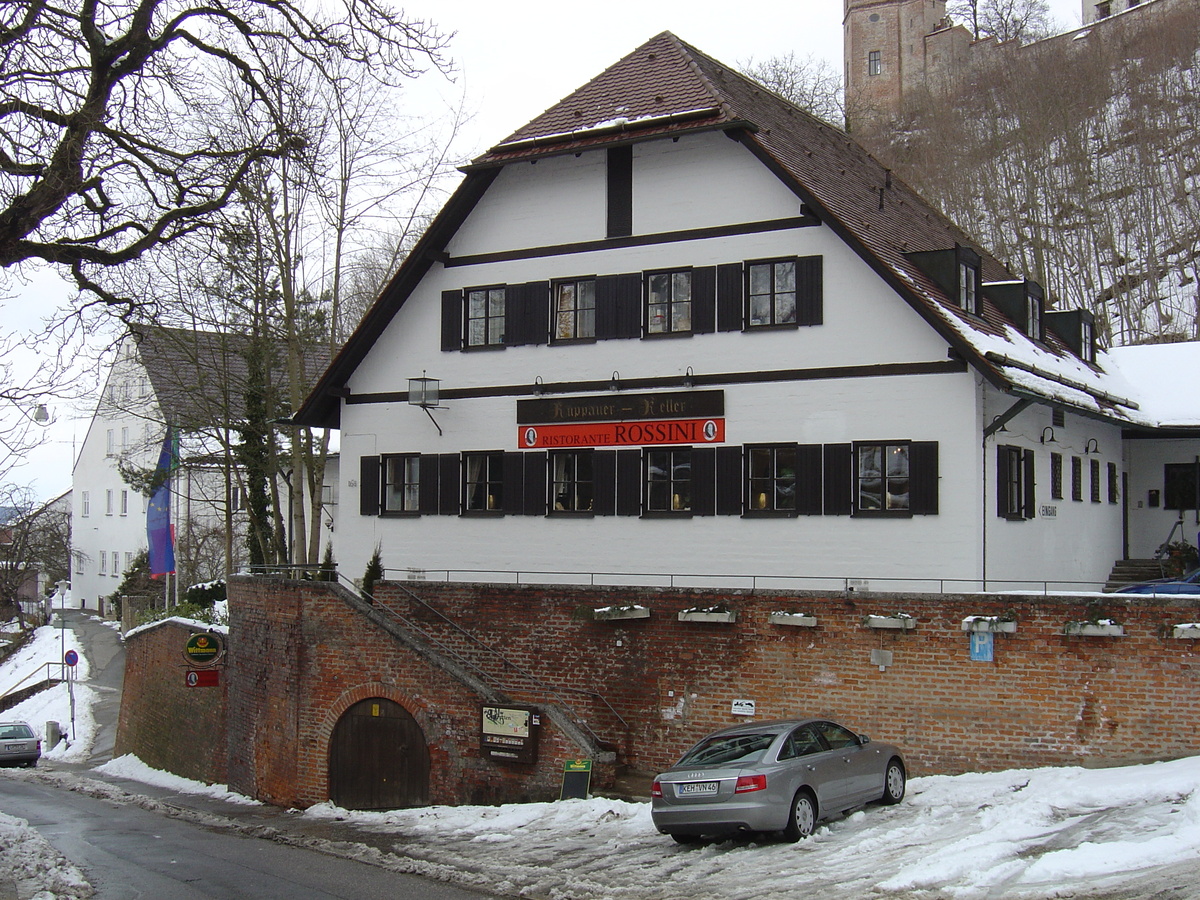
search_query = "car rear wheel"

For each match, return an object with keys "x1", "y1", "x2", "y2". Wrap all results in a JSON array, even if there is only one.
[
  {"x1": 881, "y1": 758, "x2": 905, "y2": 804},
  {"x1": 782, "y1": 789, "x2": 816, "y2": 842}
]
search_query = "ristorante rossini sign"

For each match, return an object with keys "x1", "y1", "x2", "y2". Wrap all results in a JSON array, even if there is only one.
[{"x1": 516, "y1": 390, "x2": 725, "y2": 449}]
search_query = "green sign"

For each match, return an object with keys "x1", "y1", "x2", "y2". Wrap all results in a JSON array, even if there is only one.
[
  {"x1": 184, "y1": 632, "x2": 224, "y2": 666},
  {"x1": 559, "y1": 758, "x2": 592, "y2": 800}
]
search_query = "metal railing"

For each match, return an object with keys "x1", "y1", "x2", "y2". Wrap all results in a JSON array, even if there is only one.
[
  {"x1": 244, "y1": 564, "x2": 628, "y2": 751},
  {"x1": 0, "y1": 662, "x2": 65, "y2": 710}
]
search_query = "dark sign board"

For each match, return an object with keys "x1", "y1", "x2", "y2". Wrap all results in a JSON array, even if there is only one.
[
  {"x1": 519, "y1": 417, "x2": 724, "y2": 449},
  {"x1": 559, "y1": 758, "x2": 592, "y2": 800},
  {"x1": 480, "y1": 704, "x2": 540, "y2": 764},
  {"x1": 183, "y1": 632, "x2": 224, "y2": 666},
  {"x1": 517, "y1": 390, "x2": 724, "y2": 425}
]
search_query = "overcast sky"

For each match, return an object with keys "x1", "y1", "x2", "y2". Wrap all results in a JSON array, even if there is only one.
[{"x1": 5, "y1": 0, "x2": 1088, "y2": 502}]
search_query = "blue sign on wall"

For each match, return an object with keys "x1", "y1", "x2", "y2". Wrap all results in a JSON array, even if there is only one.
[{"x1": 970, "y1": 631, "x2": 994, "y2": 662}]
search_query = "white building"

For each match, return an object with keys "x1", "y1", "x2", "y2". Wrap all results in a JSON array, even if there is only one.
[
  {"x1": 296, "y1": 32, "x2": 1189, "y2": 593},
  {"x1": 72, "y1": 326, "x2": 337, "y2": 607}
]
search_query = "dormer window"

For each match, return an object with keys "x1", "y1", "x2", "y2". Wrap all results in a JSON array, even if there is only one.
[
  {"x1": 956, "y1": 246, "x2": 982, "y2": 315},
  {"x1": 1081, "y1": 319, "x2": 1095, "y2": 363},
  {"x1": 1026, "y1": 289, "x2": 1043, "y2": 341}
]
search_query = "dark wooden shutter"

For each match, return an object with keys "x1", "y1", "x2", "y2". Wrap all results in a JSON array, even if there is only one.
[
  {"x1": 419, "y1": 453, "x2": 439, "y2": 514},
  {"x1": 692, "y1": 266, "x2": 716, "y2": 334},
  {"x1": 615, "y1": 273, "x2": 642, "y2": 338},
  {"x1": 1024, "y1": 449, "x2": 1036, "y2": 519},
  {"x1": 505, "y1": 281, "x2": 549, "y2": 346},
  {"x1": 996, "y1": 445, "x2": 1012, "y2": 517},
  {"x1": 502, "y1": 452, "x2": 524, "y2": 514},
  {"x1": 796, "y1": 256, "x2": 823, "y2": 326},
  {"x1": 616, "y1": 449, "x2": 641, "y2": 516},
  {"x1": 823, "y1": 443, "x2": 852, "y2": 515},
  {"x1": 595, "y1": 274, "x2": 640, "y2": 340},
  {"x1": 593, "y1": 450, "x2": 616, "y2": 515},
  {"x1": 359, "y1": 456, "x2": 380, "y2": 516},
  {"x1": 691, "y1": 446, "x2": 715, "y2": 515},
  {"x1": 909, "y1": 442, "x2": 939, "y2": 515},
  {"x1": 796, "y1": 444, "x2": 823, "y2": 515},
  {"x1": 522, "y1": 452, "x2": 547, "y2": 515},
  {"x1": 438, "y1": 453, "x2": 459, "y2": 515},
  {"x1": 717, "y1": 263, "x2": 744, "y2": 331},
  {"x1": 715, "y1": 446, "x2": 742, "y2": 515},
  {"x1": 441, "y1": 290, "x2": 462, "y2": 351},
  {"x1": 606, "y1": 145, "x2": 633, "y2": 238}
]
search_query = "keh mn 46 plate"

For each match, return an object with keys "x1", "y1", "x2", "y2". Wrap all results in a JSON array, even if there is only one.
[{"x1": 676, "y1": 781, "x2": 719, "y2": 796}]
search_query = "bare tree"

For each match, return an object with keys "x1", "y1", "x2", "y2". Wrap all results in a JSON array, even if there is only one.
[
  {"x1": 0, "y1": 0, "x2": 450, "y2": 308},
  {"x1": 949, "y1": 0, "x2": 1053, "y2": 42},
  {"x1": 741, "y1": 52, "x2": 845, "y2": 126},
  {"x1": 0, "y1": 486, "x2": 70, "y2": 627}
]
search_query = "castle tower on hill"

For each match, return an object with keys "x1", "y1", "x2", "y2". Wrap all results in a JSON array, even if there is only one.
[{"x1": 843, "y1": 0, "x2": 1180, "y2": 135}]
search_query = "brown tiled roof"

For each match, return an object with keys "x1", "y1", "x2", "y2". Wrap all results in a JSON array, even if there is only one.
[
  {"x1": 134, "y1": 326, "x2": 331, "y2": 429},
  {"x1": 297, "y1": 32, "x2": 1137, "y2": 428}
]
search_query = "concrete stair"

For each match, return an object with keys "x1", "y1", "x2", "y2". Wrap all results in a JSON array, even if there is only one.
[{"x1": 1103, "y1": 558, "x2": 1167, "y2": 592}]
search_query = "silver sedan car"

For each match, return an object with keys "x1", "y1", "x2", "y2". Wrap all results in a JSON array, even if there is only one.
[
  {"x1": 651, "y1": 718, "x2": 905, "y2": 844},
  {"x1": 0, "y1": 721, "x2": 41, "y2": 767}
]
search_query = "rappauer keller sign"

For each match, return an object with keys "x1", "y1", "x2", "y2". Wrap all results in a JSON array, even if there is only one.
[{"x1": 517, "y1": 390, "x2": 724, "y2": 424}]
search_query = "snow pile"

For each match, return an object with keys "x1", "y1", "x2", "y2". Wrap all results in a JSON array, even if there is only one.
[
  {"x1": 94, "y1": 755, "x2": 259, "y2": 805},
  {"x1": 0, "y1": 811, "x2": 92, "y2": 899}
]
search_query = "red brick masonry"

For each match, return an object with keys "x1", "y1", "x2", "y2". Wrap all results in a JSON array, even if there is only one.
[{"x1": 124, "y1": 578, "x2": 1200, "y2": 808}]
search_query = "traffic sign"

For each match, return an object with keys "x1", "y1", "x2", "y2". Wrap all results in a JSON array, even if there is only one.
[{"x1": 64, "y1": 649, "x2": 79, "y2": 667}]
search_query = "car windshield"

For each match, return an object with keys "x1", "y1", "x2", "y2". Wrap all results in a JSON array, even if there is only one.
[
  {"x1": 677, "y1": 732, "x2": 776, "y2": 766},
  {"x1": 0, "y1": 724, "x2": 33, "y2": 739}
]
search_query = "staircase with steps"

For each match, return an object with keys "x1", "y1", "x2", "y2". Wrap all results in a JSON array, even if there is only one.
[{"x1": 1103, "y1": 558, "x2": 1168, "y2": 592}]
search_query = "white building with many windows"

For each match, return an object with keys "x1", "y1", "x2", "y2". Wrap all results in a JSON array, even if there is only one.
[{"x1": 296, "y1": 32, "x2": 1191, "y2": 593}]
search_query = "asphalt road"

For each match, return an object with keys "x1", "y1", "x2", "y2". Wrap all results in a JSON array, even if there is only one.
[{"x1": 0, "y1": 773, "x2": 491, "y2": 900}]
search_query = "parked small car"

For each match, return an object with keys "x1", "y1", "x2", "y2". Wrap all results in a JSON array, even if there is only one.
[
  {"x1": 651, "y1": 718, "x2": 904, "y2": 844},
  {"x1": 1115, "y1": 568, "x2": 1200, "y2": 594},
  {"x1": 0, "y1": 721, "x2": 41, "y2": 767}
]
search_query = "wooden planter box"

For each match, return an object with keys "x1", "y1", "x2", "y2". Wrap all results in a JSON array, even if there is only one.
[
  {"x1": 592, "y1": 606, "x2": 650, "y2": 622},
  {"x1": 1063, "y1": 622, "x2": 1125, "y2": 637},
  {"x1": 1171, "y1": 624, "x2": 1200, "y2": 640},
  {"x1": 961, "y1": 617, "x2": 1018, "y2": 634},
  {"x1": 679, "y1": 609, "x2": 737, "y2": 624},
  {"x1": 768, "y1": 612, "x2": 817, "y2": 628},
  {"x1": 864, "y1": 614, "x2": 917, "y2": 631}
]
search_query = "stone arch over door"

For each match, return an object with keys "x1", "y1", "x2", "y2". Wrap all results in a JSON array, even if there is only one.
[{"x1": 328, "y1": 697, "x2": 430, "y2": 810}]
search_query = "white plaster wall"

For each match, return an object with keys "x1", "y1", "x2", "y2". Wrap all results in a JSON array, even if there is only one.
[
  {"x1": 71, "y1": 346, "x2": 161, "y2": 607},
  {"x1": 979, "y1": 386, "x2": 1125, "y2": 589},
  {"x1": 1124, "y1": 438, "x2": 1200, "y2": 558}
]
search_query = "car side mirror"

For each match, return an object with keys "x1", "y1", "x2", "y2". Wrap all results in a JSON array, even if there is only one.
[{"x1": 859, "y1": 735, "x2": 871, "y2": 745}]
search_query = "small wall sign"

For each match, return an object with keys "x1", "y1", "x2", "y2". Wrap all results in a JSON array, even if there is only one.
[
  {"x1": 185, "y1": 669, "x2": 220, "y2": 687},
  {"x1": 970, "y1": 631, "x2": 994, "y2": 662},
  {"x1": 731, "y1": 699, "x2": 756, "y2": 717},
  {"x1": 480, "y1": 704, "x2": 540, "y2": 764},
  {"x1": 183, "y1": 632, "x2": 224, "y2": 666}
]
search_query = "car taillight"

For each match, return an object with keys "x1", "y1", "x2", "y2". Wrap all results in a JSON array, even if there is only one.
[
  {"x1": 651, "y1": 779, "x2": 663, "y2": 798},
  {"x1": 734, "y1": 775, "x2": 767, "y2": 793}
]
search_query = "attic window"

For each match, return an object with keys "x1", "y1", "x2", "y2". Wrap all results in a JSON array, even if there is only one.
[
  {"x1": 1081, "y1": 318, "x2": 1096, "y2": 363},
  {"x1": 1026, "y1": 289, "x2": 1043, "y2": 340},
  {"x1": 956, "y1": 249, "x2": 981, "y2": 315}
]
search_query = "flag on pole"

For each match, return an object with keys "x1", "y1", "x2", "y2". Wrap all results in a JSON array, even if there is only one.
[{"x1": 147, "y1": 428, "x2": 176, "y2": 578}]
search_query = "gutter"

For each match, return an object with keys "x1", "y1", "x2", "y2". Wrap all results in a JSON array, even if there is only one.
[{"x1": 984, "y1": 352, "x2": 1140, "y2": 410}]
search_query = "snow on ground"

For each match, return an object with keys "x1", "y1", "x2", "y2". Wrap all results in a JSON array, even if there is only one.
[
  {"x1": 5, "y1": 620, "x2": 1200, "y2": 899},
  {"x1": 0, "y1": 811, "x2": 92, "y2": 900}
]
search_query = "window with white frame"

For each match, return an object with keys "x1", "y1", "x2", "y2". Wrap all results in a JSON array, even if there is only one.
[
  {"x1": 111, "y1": 551, "x2": 120, "y2": 576},
  {"x1": 646, "y1": 447, "x2": 692, "y2": 513},
  {"x1": 747, "y1": 259, "x2": 797, "y2": 327},
  {"x1": 463, "y1": 451, "x2": 504, "y2": 512},
  {"x1": 550, "y1": 450, "x2": 593, "y2": 512},
  {"x1": 106, "y1": 428, "x2": 115, "y2": 455},
  {"x1": 105, "y1": 489, "x2": 114, "y2": 515},
  {"x1": 746, "y1": 445, "x2": 797, "y2": 513},
  {"x1": 99, "y1": 551, "x2": 107, "y2": 575},
  {"x1": 120, "y1": 490, "x2": 128, "y2": 516},
  {"x1": 81, "y1": 491, "x2": 90, "y2": 517},
  {"x1": 382, "y1": 454, "x2": 421, "y2": 513},
  {"x1": 465, "y1": 286, "x2": 506, "y2": 347},
  {"x1": 645, "y1": 269, "x2": 692, "y2": 335},
  {"x1": 552, "y1": 278, "x2": 596, "y2": 342}
]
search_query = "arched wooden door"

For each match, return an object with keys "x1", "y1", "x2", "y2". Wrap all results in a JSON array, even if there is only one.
[{"x1": 328, "y1": 698, "x2": 430, "y2": 810}]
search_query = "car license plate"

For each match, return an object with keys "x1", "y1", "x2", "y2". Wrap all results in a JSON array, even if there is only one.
[
  {"x1": 677, "y1": 781, "x2": 719, "y2": 797},
  {"x1": 5, "y1": 743, "x2": 23, "y2": 751}
]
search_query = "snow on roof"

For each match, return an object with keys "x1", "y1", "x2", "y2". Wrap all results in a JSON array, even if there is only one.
[{"x1": 1106, "y1": 342, "x2": 1200, "y2": 427}]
